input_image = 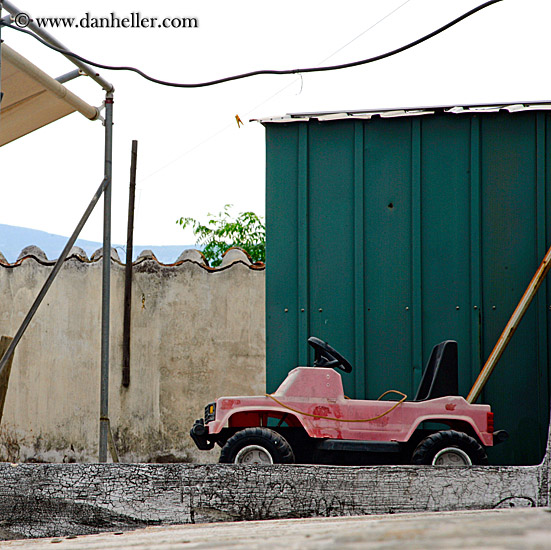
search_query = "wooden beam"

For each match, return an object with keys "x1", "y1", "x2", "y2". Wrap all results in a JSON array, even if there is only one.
[
  {"x1": 0, "y1": 461, "x2": 544, "y2": 539},
  {"x1": 0, "y1": 336, "x2": 14, "y2": 423}
]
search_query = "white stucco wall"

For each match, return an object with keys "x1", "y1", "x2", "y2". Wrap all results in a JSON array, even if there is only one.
[{"x1": 0, "y1": 248, "x2": 265, "y2": 463}]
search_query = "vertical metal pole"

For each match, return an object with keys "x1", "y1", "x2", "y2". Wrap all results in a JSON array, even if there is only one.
[
  {"x1": 99, "y1": 92, "x2": 114, "y2": 462},
  {"x1": 122, "y1": 140, "x2": 138, "y2": 388}
]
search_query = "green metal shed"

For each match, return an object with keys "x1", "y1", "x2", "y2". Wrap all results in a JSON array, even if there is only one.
[{"x1": 260, "y1": 102, "x2": 551, "y2": 466}]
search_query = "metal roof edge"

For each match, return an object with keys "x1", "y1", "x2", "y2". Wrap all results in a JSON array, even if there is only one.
[{"x1": 252, "y1": 100, "x2": 551, "y2": 124}]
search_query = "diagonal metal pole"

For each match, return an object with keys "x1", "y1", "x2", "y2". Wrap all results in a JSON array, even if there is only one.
[
  {"x1": 1, "y1": 0, "x2": 115, "y2": 462},
  {"x1": 0, "y1": 176, "x2": 109, "y2": 379}
]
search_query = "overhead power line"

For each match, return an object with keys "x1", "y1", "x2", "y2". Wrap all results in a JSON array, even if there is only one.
[
  {"x1": 132, "y1": 0, "x2": 414, "y2": 189},
  {"x1": 136, "y1": 0, "x2": 415, "y2": 184},
  {"x1": 1, "y1": 0, "x2": 502, "y2": 88}
]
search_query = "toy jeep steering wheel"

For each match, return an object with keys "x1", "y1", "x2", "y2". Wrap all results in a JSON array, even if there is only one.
[{"x1": 308, "y1": 337, "x2": 353, "y2": 373}]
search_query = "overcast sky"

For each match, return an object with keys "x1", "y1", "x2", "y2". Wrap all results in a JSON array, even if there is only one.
[{"x1": 1, "y1": 0, "x2": 549, "y2": 247}]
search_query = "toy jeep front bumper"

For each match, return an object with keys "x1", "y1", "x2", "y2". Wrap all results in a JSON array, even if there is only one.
[
  {"x1": 190, "y1": 401, "x2": 218, "y2": 450},
  {"x1": 190, "y1": 418, "x2": 215, "y2": 450}
]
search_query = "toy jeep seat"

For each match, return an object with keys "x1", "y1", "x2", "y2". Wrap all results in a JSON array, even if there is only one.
[{"x1": 414, "y1": 340, "x2": 458, "y2": 401}]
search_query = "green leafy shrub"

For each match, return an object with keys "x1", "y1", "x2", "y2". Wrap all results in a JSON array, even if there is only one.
[{"x1": 177, "y1": 205, "x2": 265, "y2": 267}]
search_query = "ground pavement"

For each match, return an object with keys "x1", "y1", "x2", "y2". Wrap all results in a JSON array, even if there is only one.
[{"x1": 2, "y1": 507, "x2": 551, "y2": 549}]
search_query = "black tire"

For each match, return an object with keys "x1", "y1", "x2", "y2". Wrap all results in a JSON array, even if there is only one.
[
  {"x1": 219, "y1": 427, "x2": 295, "y2": 464},
  {"x1": 411, "y1": 430, "x2": 488, "y2": 466}
]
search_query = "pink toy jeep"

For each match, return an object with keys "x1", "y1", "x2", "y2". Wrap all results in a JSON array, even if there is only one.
[{"x1": 190, "y1": 337, "x2": 508, "y2": 465}]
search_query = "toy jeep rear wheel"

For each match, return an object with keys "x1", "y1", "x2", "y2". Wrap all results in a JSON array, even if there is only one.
[
  {"x1": 411, "y1": 430, "x2": 488, "y2": 466},
  {"x1": 219, "y1": 427, "x2": 295, "y2": 464}
]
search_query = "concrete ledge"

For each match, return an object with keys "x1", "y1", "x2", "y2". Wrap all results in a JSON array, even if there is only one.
[{"x1": 0, "y1": 461, "x2": 548, "y2": 539}]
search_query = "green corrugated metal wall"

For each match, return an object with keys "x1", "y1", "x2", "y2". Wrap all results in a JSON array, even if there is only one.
[{"x1": 264, "y1": 110, "x2": 551, "y2": 465}]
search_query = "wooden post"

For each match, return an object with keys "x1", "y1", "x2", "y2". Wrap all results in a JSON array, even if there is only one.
[
  {"x1": 0, "y1": 336, "x2": 14, "y2": 423},
  {"x1": 122, "y1": 140, "x2": 138, "y2": 388},
  {"x1": 467, "y1": 242, "x2": 551, "y2": 403}
]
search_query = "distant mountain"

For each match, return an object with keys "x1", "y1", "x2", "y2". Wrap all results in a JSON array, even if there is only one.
[{"x1": 0, "y1": 224, "x2": 196, "y2": 264}]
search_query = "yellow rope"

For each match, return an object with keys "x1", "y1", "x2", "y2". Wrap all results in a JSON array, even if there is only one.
[{"x1": 264, "y1": 390, "x2": 407, "y2": 423}]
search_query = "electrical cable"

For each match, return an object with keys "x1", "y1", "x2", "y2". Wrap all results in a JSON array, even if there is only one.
[
  {"x1": 136, "y1": 0, "x2": 415, "y2": 185},
  {"x1": 0, "y1": 0, "x2": 502, "y2": 88},
  {"x1": 245, "y1": 0, "x2": 414, "y2": 117},
  {"x1": 265, "y1": 390, "x2": 407, "y2": 423}
]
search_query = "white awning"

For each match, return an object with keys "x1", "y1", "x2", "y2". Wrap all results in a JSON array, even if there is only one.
[{"x1": 0, "y1": 43, "x2": 99, "y2": 147}]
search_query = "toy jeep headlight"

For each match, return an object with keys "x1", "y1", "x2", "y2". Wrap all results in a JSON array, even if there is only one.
[{"x1": 204, "y1": 402, "x2": 216, "y2": 424}]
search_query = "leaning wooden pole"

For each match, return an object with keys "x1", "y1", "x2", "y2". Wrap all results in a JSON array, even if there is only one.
[
  {"x1": 467, "y1": 243, "x2": 551, "y2": 403},
  {"x1": 0, "y1": 336, "x2": 14, "y2": 423},
  {"x1": 122, "y1": 140, "x2": 138, "y2": 388}
]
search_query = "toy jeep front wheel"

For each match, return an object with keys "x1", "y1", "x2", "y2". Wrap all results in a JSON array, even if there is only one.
[
  {"x1": 219, "y1": 427, "x2": 295, "y2": 464},
  {"x1": 411, "y1": 430, "x2": 488, "y2": 466}
]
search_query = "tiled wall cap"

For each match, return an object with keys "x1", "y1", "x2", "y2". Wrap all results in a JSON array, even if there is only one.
[
  {"x1": 17, "y1": 245, "x2": 48, "y2": 262},
  {"x1": 90, "y1": 247, "x2": 121, "y2": 262},
  {"x1": 68, "y1": 247, "x2": 89, "y2": 261},
  {"x1": 136, "y1": 249, "x2": 158, "y2": 261},
  {"x1": 220, "y1": 247, "x2": 252, "y2": 267},
  {"x1": 176, "y1": 249, "x2": 207, "y2": 265}
]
